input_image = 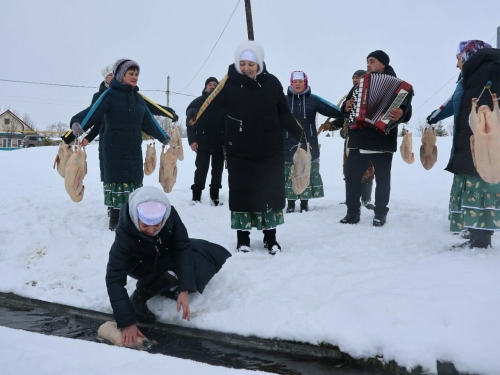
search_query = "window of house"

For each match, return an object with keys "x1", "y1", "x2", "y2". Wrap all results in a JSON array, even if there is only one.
[
  {"x1": 17, "y1": 139, "x2": 22, "y2": 147},
  {"x1": 4, "y1": 118, "x2": 10, "y2": 125},
  {"x1": 2, "y1": 139, "x2": 12, "y2": 147}
]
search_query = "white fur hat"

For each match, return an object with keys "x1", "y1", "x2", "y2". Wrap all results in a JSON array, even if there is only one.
[
  {"x1": 101, "y1": 63, "x2": 114, "y2": 78},
  {"x1": 234, "y1": 40, "x2": 265, "y2": 75}
]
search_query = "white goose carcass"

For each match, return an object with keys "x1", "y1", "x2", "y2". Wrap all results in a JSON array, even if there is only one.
[
  {"x1": 97, "y1": 321, "x2": 148, "y2": 348},
  {"x1": 53, "y1": 142, "x2": 73, "y2": 178},
  {"x1": 159, "y1": 146, "x2": 177, "y2": 193},
  {"x1": 469, "y1": 94, "x2": 500, "y2": 183},
  {"x1": 420, "y1": 127, "x2": 438, "y2": 170},
  {"x1": 291, "y1": 142, "x2": 312, "y2": 195},
  {"x1": 64, "y1": 147, "x2": 87, "y2": 202},
  {"x1": 169, "y1": 126, "x2": 184, "y2": 161},
  {"x1": 143, "y1": 142, "x2": 157, "y2": 176},
  {"x1": 400, "y1": 129, "x2": 415, "y2": 164}
]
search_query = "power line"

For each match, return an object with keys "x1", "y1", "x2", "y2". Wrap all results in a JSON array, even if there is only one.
[
  {"x1": 0, "y1": 78, "x2": 197, "y2": 97},
  {"x1": 178, "y1": 0, "x2": 241, "y2": 93}
]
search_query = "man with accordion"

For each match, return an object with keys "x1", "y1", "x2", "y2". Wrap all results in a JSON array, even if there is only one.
[{"x1": 340, "y1": 50, "x2": 414, "y2": 227}]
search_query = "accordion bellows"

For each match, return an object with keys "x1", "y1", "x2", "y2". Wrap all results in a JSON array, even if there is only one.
[{"x1": 349, "y1": 73, "x2": 412, "y2": 134}]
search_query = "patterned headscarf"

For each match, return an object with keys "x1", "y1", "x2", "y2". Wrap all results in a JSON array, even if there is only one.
[{"x1": 456, "y1": 40, "x2": 492, "y2": 63}]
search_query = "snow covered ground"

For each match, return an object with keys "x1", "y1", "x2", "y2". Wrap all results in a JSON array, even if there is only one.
[
  {"x1": 0, "y1": 326, "x2": 270, "y2": 374},
  {"x1": 0, "y1": 135, "x2": 498, "y2": 375}
]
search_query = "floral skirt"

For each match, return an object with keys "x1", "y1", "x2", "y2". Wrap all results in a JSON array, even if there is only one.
[
  {"x1": 104, "y1": 182, "x2": 143, "y2": 209},
  {"x1": 231, "y1": 209, "x2": 284, "y2": 230},
  {"x1": 449, "y1": 173, "x2": 500, "y2": 232},
  {"x1": 285, "y1": 162, "x2": 324, "y2": 200}
]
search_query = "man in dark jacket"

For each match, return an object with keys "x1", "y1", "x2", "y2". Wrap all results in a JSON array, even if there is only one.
[
  {"x1": 106, "y1": 186, "x2": 231, "y2": 346},
  {"x1": 340, "y1": 50, "x2": 413, "y2": 227},
  {"x1": 186, "y1": 77, "x2": 226, "y2": 205}
]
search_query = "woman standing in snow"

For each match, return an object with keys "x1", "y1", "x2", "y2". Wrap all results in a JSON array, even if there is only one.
[
  {"x1": 189, "y1": 41, "x2": 303, "y2": 254},
  {"x1": 427, "y1": 41, "x2": 500, "y2": 249},
  {"x1": 284, "y1": 70, "x2": 343, "y2": 213},
  {"x1": 70, "y1": 59, "x2": 169, "y2": 231}
]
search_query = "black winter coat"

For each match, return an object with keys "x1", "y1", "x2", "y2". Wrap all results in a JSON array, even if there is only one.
[
  {"x1": 196, "y1": 64, "x2": 303, "y2": 212},
  {"x1": 186, "y1": 89, "x2": 226, "y2": 153},
  {"x1": 71, "y1": 78, "x2": 168, "y2": 183},
  {"x1": 445, "y1": 48, "x2": 500, "y2": 176},
  {"x1": 284, "y1": 86, "x2": 343, "y2": 162},
  {"x1": 341, "y1": 66, "x2": 414, "y2": 152},
  {"x1": 106, "y1": 204, "x2": 197, "y2": 328}
]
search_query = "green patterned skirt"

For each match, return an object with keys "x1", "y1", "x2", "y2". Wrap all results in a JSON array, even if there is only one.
[
  {"x1": 285, "y1": 162, "x2": 324, "y2": 200},
  {"x1": 231, "y1": 209, "x2": 284, "y2": 230},
  {"x1": 449, "y1": 173, "x2": 500, "y2": 233},
  {"x1": 104, "y1": 182, "x2": 143, "y2": 209}
]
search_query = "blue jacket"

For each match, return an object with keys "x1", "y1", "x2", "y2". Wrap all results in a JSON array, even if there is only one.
[
  {"x1": 284, "y1": 86, "x2": 342, "y2": 162},
  {"x1": 71, "y1": 78, "x2": 168, "y2": 183}
]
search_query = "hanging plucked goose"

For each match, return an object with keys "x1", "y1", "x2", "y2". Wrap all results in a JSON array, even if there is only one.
[
  {"x1": 53, "y1": 142, "x2": 73, "y2": 178},
  {"x1": 400, "y1": 129, "x2": 415, "y2": 164},
  {"x1": 420, "y1": 127, "x2": 438, "y2": 170},
  {"x1": 144, "y1": 141, "x2": 157, "y2": 176},
  {"x1": 159, "y1": 145, "x2": 177, "y2": 193},
  {"x1": 291, "y1": 142, "x2": 311, "y2": 195},
  {"x1": 64, "y1": 145, "x2": 87, "y2": 202}
]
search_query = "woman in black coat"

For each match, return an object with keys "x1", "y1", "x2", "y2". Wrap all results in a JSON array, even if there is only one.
[
  {"x1": 189, "y1": 41, "x2": 303, "y2": 254},
  {"x1": 70, "y1": 59, "x2": 169, "y2": 231},
  {"x1": 284, "y1": 70, "x2": 343, "y2": 213},
  {"x1": 106, "y1": 186, "x2": 231, "y2": 347},
  {"x1": 446, "y1": 42, "x2": 500, "y2": 249}
]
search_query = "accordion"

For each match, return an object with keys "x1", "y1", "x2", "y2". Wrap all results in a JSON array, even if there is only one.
[{"x1": 349, "y1": 73, "x2": 412, "y2": 134}]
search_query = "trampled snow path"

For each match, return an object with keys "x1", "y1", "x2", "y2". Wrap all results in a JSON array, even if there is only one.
[{"x1": 0, "y1": 136, "x2": 498, "y2": 374}]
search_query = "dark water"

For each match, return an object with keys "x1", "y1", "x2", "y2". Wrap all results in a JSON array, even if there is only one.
[{"x1": 0, "y1": 306, "x2": 380, "y2": 375}]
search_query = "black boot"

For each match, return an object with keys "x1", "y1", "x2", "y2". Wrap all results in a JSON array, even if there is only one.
[
  {"x1": 210, "y1": 188, "x2": 223, "y2": 206},
  {"x1": 263, "y1": 229, "x2": 282, "y2": 255},
  {"x1": 109, "y1": 208, "x2": 119, "y2": 231},
  {"x1": 191, "y1": 186, "x2": 202, "y2": 204},
  {"x1": 286, "y1": 200, "x2": 296, "y2": 213},
  {"x1": 471, "y1": 229, "x2": 492, "y2": 249},
  {"x1": 361, "y1": 181, "x2": 375, "y2": 210},
  {"x1": 340, "y1": 211, "x2": 360, "y2": 224},
  {"x1": 107, "y1": 206, "x2": 111, "y2": 217},
  {"x1": 300, "y1": 200, "x2": 309, "y2": 213},
  {"x1": 130, "y1": 272, "x2": 174, "y2": 323},
  {"x1": 373, "y1": 213, "x2": 387, "y2": 227},
  {"x1": 236, "y1": 230, "x2": 251, "y2": 252}
]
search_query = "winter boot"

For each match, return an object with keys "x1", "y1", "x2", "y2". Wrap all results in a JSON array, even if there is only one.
[
  {"x1": 470, "y1": 229, "x2": 493, "y2": 249},
  {"x1": 107, "y1": 206, "x2": 111, "y2": 217},
  {"x1": 373, "y1": 214, "x2": 387, "y2": 227},
  {"x1": 236, "y1": 230, "x2": 251, "y2": 252},
  {"x1": 263, "y1": 229, "x2": 282, "y2": 255},
  {"x1": 109, "y1": 208, "x2": 120, "y2": 231},
  {"x1": 210, "y1": 188, "x2": 222, "y2": 206},
  {"x1": 451, "y1": 240, "x2": 474, "y2": 250},
  {"x1": 300, "y1": 200, "x2": 309, "y2": 213},
  {"x1": 340, "y1": 211, "x2": 360, "y2": 224},
  {"x1": 361, "y1": 181, "x2": 375, "y2": 210},
  {"x1": 286, "y1": 200, "x2": 296, "y2": 213},
  {"x1": 130, "y1": 272, "x2": 174, "y2": 323},
  {"x1": 191, "y1": 186, "x2": 202, "y2": 204}
]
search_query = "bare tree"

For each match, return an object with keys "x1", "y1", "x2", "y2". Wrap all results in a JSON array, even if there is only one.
[
  {"x1": 447, "y1": 122, "x2": 454, "y2": 136},
  {"x1": 21, "y1": 113, "x2": 38, "y2": 132},
  {"x1": 46, "y1": 122, "x2": 68, "y2": 137}
]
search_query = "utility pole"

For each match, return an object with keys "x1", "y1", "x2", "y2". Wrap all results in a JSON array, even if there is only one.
[
  {"x1": 497, "y1": 26, "x2": 499, "y2": 49},
  {"x1": 166, "y1": 76, "x2": 170, "y2": 107},
  {"x1": 245, "y1": 0, "x2": 254, "y2": 40}
]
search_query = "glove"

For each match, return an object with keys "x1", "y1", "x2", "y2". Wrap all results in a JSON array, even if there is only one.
[
  {"x1": 426, "y1": 110, "x2": 438, "y2": 125},
  {"x1": 72, "y1": 122, "x2": 84, "y2": 136},
  {"x1": 162, "y1": 138, "x2": 170, "y2": 146},
  {"x1": 172, "y1": 113, "x2": 179, "y2": 122}
]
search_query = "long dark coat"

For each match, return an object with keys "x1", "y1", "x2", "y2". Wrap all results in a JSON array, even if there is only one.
[
  {"x1": 446, "y1": 48, "x2": 500, "y2": 176},
  {"x1": 284, "y1": 86, "x2": 343, "y2": 162},
  {"x1": 105, "y1": 203, "x2": 231, "y2": 328},
  {"x1": 187, "y1": 89, "x2": 226, "y2": 153},
  {"x1": 70, "y1": 78, "x2": 168, "y2": 183},
  {"x1": 341, "y1": 66, "x2": 413, "y2": 152},
  {"x1": 196, "y1": 64, "x2": 303, "y2": 212}
]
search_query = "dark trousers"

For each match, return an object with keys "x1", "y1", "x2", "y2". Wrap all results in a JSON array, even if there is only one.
[
  {"x1": 345, "y1": 149, "x2": 393, "y2": 216},
  {"x1": 193, "y1": 151, "x2": 224, "y2": 190}
]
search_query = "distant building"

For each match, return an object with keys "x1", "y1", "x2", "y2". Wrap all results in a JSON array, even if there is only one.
[{"x1": 0, "y1": 110, "x2": 35, "y2": 149}]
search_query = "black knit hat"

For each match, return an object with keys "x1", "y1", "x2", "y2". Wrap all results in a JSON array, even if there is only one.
[
  {"x1": 205, "y1": 77, "x2": 219, "y2": 87},
  {"x1": 366, "y1": 50, "x2": 390, "y2": 66},
  {"x1": 352, "y1": 69, "x2": 367, "y2": 77}
]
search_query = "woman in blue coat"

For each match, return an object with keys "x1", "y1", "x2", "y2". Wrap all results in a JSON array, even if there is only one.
[
  {"x1": 284, "y1": 71, "x2": 343, "y2": 213},
  {"x1": 70, "y1": 59, "x2": 169, "y2": 231}
]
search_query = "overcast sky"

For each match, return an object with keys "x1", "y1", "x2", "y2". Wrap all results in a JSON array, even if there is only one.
[{"x1": 2, "y1": 0, "x2": 499, "y2": 132}]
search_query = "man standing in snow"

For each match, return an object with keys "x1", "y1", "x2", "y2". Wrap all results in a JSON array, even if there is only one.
[
  {"x1": 186, "y1": 77, "x2": 226, "y2": 206},
  {"x1": 340, "y1": 51, "x2": 413, "y2": 227}
]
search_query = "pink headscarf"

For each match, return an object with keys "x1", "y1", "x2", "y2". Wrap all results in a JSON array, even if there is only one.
[{"x1": 290, "y1": 70, "x2": 308, "y2": 89}]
